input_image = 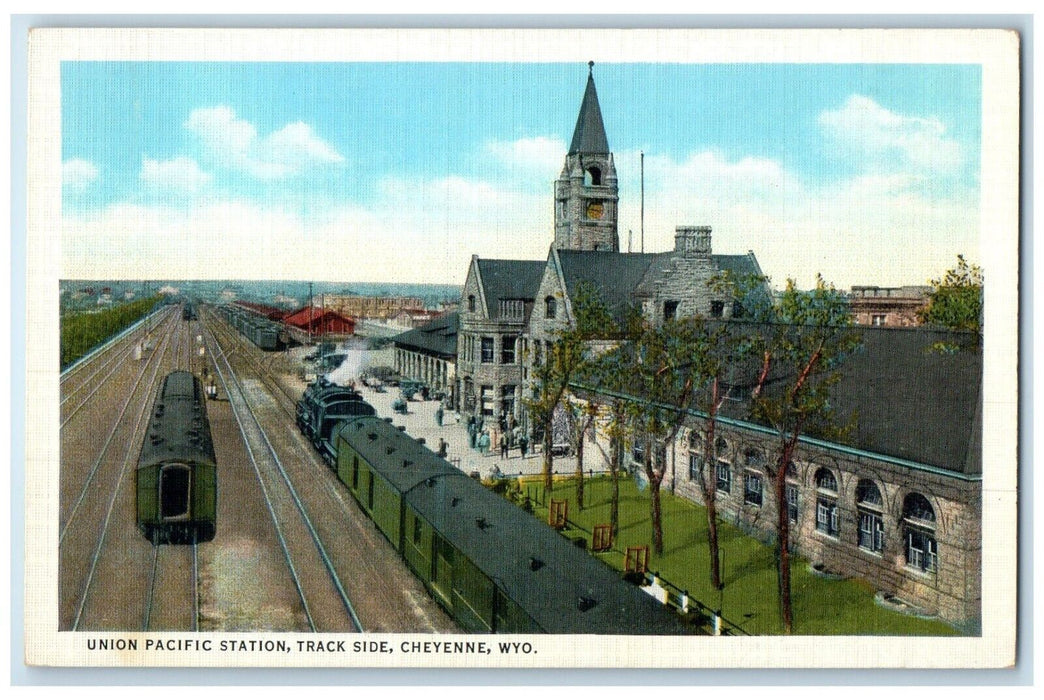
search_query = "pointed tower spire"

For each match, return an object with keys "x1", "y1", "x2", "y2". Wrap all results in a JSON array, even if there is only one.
[
  {"x1": 554, "y1": 62, "x2": 619, "y2": 252},
  {"x1": 568, "y1": 61, "x2": 610, "y2": 155}
]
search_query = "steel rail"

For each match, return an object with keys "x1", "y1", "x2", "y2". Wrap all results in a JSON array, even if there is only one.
[
  {"x1": 204, "y1": 322, "x2": 363, "y2": 633},
  {"x1": 206, "y1": 335, "x2": 318, "y2": 633},
  {"x1": 70, "y1": 327, "x2": 178, "y2": 631},
  {"x1": 59, "y1": 311, "x2": 179, "y2": 429}
]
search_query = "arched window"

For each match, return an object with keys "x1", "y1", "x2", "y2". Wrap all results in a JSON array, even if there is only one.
[
  {"x1": 744, "y1": 449, "x2": 764, "y2": 467},
  {"x1": 856, "y1": 479, "x2": 885, "y2": 554},
  {"x1": 903, "y1": 493, "x2": 937, "y2": 573},
  {"x1": 584, "y1": 167, "x2": 602, "y2": 186},
  {"x1": 467, "y1": 295, "x2": 476, "y2": 312},
  {"x1": 715, "y1": 436, "x2": 729, "y2": 455},
  {"x1": 688, "y1": 431, "x2": 702, "y2": 451},
  {"x1": 815, "y1": 467, "x2": 840, "y2": 537},
  {"x1": 545, "y1": 296, "x2": 557, "y2": 319}
]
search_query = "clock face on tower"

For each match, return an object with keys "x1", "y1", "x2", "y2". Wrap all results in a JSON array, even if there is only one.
[{"x1": 586, "y1": 200, "x2": 604, "y2": 220}]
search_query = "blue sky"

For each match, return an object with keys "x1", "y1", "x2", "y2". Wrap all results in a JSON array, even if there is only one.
[{"x1": 61, "y1": 61, "x2": 982, "y2": 287}]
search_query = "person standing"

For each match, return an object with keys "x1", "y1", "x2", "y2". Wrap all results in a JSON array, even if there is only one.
[{"x1": 519, "y1": 434, "x2": 529, "y2": 459}]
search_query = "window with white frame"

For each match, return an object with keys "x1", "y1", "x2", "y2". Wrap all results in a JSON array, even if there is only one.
[
  {"x1": 480, "y1": 337, "x2": 494, "y2": 364},
  {"x1": 815, "y1": 467, "x2": 840, "y2": 537},
  {"x1": 501, "y1": 336, "x2": 517, "y2": 364},
  {"x1": 688, "y1": 452, "x2": 703, "y2": 481},
  {"x1": 903, "y1": 493, "x2": 937, "y2": 573},
  {"x1": 744, "y1": 471, "x2": 763, "y2": 507},
  {"x1": 786, "y1": 484, "x2": 799, "y2": 523},
  {"x1": 480, "y1": 385, "x2": 494, "y2": 417},
  {"x1": 856, "y1": 479, "x2": 885, "y2": 554},
  {"x1": 716, "y1": 460, "x2": 731, "y2": 493}
]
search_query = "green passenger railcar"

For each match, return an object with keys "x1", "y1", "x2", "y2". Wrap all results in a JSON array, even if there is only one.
[
  {"x1": 136, "y1": 371, "x2": 217, "y2": 545},
  {"x1": 333, "y1": 414, "x2": 690, "y2": 635}
]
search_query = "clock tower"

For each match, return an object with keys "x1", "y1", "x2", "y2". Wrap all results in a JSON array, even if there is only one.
[{"x1": 554, "y1": 62, "x2": 619, "y2": 252}]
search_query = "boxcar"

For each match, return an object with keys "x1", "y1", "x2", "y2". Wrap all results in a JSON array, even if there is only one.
[{"x1": 136, "y1": 371, "x2": 217, "y2": 544}]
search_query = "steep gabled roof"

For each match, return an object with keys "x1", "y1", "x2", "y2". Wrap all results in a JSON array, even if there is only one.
[
  {"x1": 474, "y1": 259, "x2": 547, "y2": 320},
  {"x1": 568, "y1": 64, "x2": 610, "y2": 156},
  {"x1": 555, "y1": 250, "x2": 663, "y2": 322},
  {"x1": 554, "y1": 249, "x2": 766, "y2": 323}
]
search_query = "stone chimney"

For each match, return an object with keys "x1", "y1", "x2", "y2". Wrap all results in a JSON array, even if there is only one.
[{"x1": 674, "y1": 225, "x2": 712, "y2": 256}]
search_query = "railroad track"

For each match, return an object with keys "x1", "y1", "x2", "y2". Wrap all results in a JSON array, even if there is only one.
[
  {"x1": 200, "y1": 305, "x2": 454, "y2": 633},
  {"x1": 60, "y1": 306, "x2": 175, "y2": 412},
  {"x1": 63, "y1": 319, "x2": 186, "y2": 630},
  {"x1": 204, "y1": 322, "x2": 364, "y2": 633}
]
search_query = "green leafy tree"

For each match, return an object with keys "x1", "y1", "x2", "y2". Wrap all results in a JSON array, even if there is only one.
[
  {"x1": 564, "y1": 399, "x2": 600, "y2": 509},
  {"x1": 747, "y1": 275, "x2": 861, "y2": 634},
  {"x1": 919, "y1": 255, "x2": 983, "y2": 349},
  {"x1": 594, "y1": 313, "x2": 699, "y2": 555},
  {"x1": 525, "y1": 284, "x2": 613, "y2": 496}
]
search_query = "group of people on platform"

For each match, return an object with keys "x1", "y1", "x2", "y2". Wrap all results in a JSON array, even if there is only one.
[{"x1": 462, "y1": 414, "x2": 529, "y2": 460}]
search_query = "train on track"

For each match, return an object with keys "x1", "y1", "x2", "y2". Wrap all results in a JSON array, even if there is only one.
[
  {"x1": 216, "y1": 304, "x2": 289, "y2": 351},
  {"x1": 295, "y1": 377, "x2": 376, "y2": 465},
  {"x1": 296, "y1": 381, "x2": 690, "y2": 635},
  {"x1": 136, "y1": 371, "x2": 217, "y2": 545}
]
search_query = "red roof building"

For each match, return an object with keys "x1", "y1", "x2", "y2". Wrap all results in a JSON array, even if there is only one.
[{"x1": 283, "y1": 306, "x2": 356, "y2": 336}]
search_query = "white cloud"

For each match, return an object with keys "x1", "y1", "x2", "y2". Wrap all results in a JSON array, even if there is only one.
[
  {"x1": 818, "y1": 95, "x2": 964, "y2": 175},
  {"x1": 611, "y1": 146, "x2": 977, "y2": 289},
  {"x1": 140, "y1": 156, "x2": 213, "y2": 195},
  {"x1": 484, "y1": 136, "x2": 566, "y2": 174},
  {"x1": 62, "y1": 159, "x2": 99, "y2": 190},
  {"x1": 184, "y1": 106, "x2": 344, "y2": 180}
]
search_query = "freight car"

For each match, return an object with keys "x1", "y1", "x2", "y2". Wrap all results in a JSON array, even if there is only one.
[
  {"x1": 295, "y1": 378, "x2": 376, "y2": 465},
  {"x1": 182, "y1": 303, "x2": 196, "y2": 321},
  {"x1": 331, "y1": 414, "x2": 690, "y2": 635},
  {"x1": 217, "y1": 304, "x2": 288, "y2": 351},
  {"x1": 136, "y1": 371, "x2": 217, "y2": 545}
]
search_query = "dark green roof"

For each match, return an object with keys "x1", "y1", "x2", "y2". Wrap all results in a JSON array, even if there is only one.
[
  {"x1": 392, "y1": 311, "x2": 458, "y2": 358},
  {"x1": 405, "y1": 473, "x2": 690, "y2": 634},
  {"x1": 475, "y1": 259, "x2": 547, "y2": 319},
  {"x1": 592, "y1": 323, "x2": 983, "y2": 476},
  {"x1": 138, "y1": 371, "x2": 216, "y2": 469},
  {"x1": 337, "y1": 415, "x2": 457, "y2": 493},
  {"x1": 556, "y1": 250, "x2": 662, "y2": 321},
  {"x1": 554, "y1": 250, "x2": 763, "y2": 323},
  {"x1": 719, "y1": 324, "x2": 982, "y2": 474}
]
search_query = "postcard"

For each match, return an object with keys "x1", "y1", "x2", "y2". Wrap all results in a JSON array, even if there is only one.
[{"x1": 24, "y1": 26, "x2": 1019, "y2": 669}]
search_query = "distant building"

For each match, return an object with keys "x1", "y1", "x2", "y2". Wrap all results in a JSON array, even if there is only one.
[
  {"x1": 324, "y1": 294, "x2": 426, "y2": 321},
  {"x1": 232, "y1": 300, "x2": 286, "y2": 321},
  {"x1": 849, "y1": 285, "x2": 931, "y2": 327},
  {"x1": 391, "y1": 312, "x2": 458, "y2": 401},
  {"x1": 282, "y1": 306, "x2": 356, "y2": 343},
  {"x1": 389, "y1": 308, "x2": 443, "y2": 329}
]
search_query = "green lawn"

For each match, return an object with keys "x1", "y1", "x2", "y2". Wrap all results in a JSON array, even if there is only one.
[{"x1": 518, "y1": 476, "x2": 959, "y2": 636}]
